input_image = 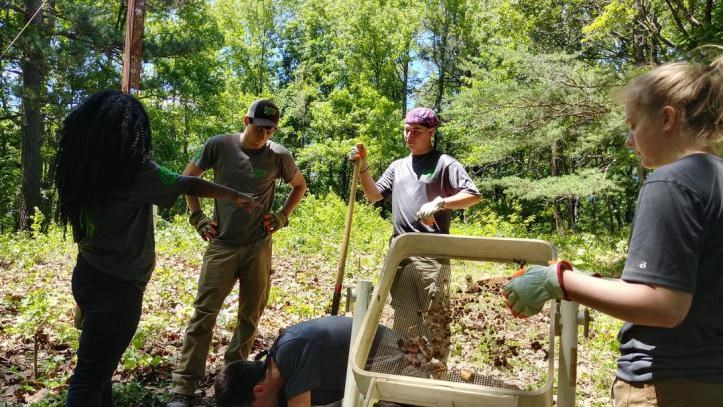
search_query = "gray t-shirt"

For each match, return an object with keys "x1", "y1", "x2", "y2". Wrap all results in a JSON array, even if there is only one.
[
  {"x1": 192, "y1": 133, "x2": 298, "y2": 246},
  {"x1": 616, "y1": 153, "x2": 723, "y2": 383},
  {"x1": 77, "y1": 161, "x2": 188, "y2": 285},
  {"x1": 376, "y1": 150, "x2": 480, "y2": 236}
]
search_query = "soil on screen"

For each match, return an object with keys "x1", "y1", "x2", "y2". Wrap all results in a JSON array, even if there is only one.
[{"x1": 373, "y1": 260, "x2": 552, "y2": 392}]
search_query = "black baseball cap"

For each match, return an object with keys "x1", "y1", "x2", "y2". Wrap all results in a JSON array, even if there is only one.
[{"x1": 247, "y1": 99, "x2": 280, "y2": 127}]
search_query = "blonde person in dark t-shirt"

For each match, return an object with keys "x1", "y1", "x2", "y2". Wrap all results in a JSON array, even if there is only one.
[
  {"x1": 55, "y1": 90, "x2": 258, "y2": 407},
  {"x1": 504, "y1": 56, "x2": 723, "y2": 405},
  {"x1": 169, "y1": 100, "x2": 307, "y2": 406}
]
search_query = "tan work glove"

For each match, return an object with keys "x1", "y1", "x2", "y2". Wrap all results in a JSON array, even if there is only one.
[
  {"x1": 416, "y1": 196, "x2": 445, "y2": 225},
  {"x1": 263, "y1": 211, "x2": 288, "y2": 233},
  {"x1": 189, "y1": 211, "x2": 218, "y2": 241}
]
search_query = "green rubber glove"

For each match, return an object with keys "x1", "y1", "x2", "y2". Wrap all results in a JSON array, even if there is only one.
[
  {"x1": 503, "y1": 261, "x2": 573, "y2": 318},
  {"x1": 189, "y1": 211, "x2": 218, "y2": 241},
  {"x1": 263, "y1": 211, "x2": 288, "y2": 233}
]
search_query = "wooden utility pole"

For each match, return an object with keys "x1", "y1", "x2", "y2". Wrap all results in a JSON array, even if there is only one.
[{"x1": 121, "y1": 0, "x2": 146, "y2": 94}]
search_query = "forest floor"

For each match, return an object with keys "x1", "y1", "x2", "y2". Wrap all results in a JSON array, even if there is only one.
[{"x1": 1, "y1": 242, "x2": 620, "y2": 406}]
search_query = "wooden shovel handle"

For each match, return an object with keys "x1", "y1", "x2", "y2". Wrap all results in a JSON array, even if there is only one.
[{"x1": 331, "y1": 160, "x2": 361, "y2": 315}]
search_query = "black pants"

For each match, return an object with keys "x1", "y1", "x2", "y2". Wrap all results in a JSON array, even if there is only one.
[{"x1": 66, "y1": 255, "x2": 143, "y2": 407}]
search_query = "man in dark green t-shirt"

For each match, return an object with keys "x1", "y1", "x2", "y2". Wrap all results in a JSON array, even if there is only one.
[{"x1": 169, "y1": 100, "x2": 307, "y2": 406}]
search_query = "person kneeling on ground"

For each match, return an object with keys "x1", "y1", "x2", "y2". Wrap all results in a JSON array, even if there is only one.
[{"x1": 215, "y1": 316, "x2": 419, "y2": 407}]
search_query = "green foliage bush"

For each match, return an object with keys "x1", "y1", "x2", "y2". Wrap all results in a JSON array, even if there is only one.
[
  {"x1": 273, "y1": 192, "x2": 390, "y2": 274},
  {"x1": 548, "y1": 230, "x2": 629, "y2": 277},
  {"x1": 455, "y1": 202, "x2": 629, "y2": 277}
]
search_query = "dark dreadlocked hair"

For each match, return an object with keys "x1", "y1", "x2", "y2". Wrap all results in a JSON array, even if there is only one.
[{"x1": 55, "y1": 90, "x2": 152, "y2": 241}]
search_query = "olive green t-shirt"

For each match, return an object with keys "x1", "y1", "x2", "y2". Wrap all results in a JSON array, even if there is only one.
[
  {"x1": 192, "y1": 133, "x2": 298, "y2": 246},
  {"x1": 76, "y1": 162, "x2": 187, "y2": 285}
]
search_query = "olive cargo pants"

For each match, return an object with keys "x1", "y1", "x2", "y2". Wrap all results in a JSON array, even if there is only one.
[{"x1": 172, "y1": 236, "x2": 272, "y2": 396}]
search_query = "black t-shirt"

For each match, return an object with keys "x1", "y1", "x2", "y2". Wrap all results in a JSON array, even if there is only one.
[
  {"x1": 271, "y1": 316, "x2": 405, "y2": 405},
  {"x1": 616, "y1": 154, "x2": 723, "y2": 383},
  {"x1": 272, "y1": 316, "x2": 351, "y2": 404}
]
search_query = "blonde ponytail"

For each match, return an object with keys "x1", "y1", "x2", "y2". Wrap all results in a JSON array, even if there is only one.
[{"x1": 617, "y1": 54, "x2": 723, "y2": 146}]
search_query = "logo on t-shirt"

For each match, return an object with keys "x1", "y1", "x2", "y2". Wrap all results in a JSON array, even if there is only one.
[
  {"x1": 80, "y1": 209, "x2": 96, "y2": 238},
  {"x1": 638, "y1": 262, "x2": 647, "y2": 269},
  {"x1": 158, "y1": 166, "x2": 181, "y2": 186},
  {"x1": 253, "y1": 168, "x2": 268, "y2": 178},
  {"x1": 420, "y1": 168, "x2": 436, "y2": 182}
]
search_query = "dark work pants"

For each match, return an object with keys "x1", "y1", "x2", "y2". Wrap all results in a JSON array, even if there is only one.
[{"x1": 66, "y1": 254, "x2": 143, "y2": 407}]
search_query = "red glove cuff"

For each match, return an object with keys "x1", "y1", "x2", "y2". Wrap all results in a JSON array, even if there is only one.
[
  {"x1": 556, "y1": 260, "x2": 574, "y2": 301},
  {"x1": 355, "y1": 143, "x2": 366, "y2": 158}
]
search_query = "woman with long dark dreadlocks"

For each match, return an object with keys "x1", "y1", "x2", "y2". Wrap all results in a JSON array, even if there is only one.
[{"x1": 55, "y1": 90, "x2": 258, "y2": 406}]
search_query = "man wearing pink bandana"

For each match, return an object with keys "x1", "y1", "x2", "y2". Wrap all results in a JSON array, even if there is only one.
[{"x1": 348, "y1": 107, "x2": 480, "y2": 360}]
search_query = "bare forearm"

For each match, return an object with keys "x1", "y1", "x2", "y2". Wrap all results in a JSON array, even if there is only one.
[
  {"x1": 184, "y1": 177, "x2": 239, "y2": 202},
  {"x1": 280, "y1": 185, "x2": 305, "y2": 216},
  {"x1": 359, "y1": 171, "x2": 383, "y2": 202},
  {"x1": 564, "y1": 272, "x2": 692, "y2": 327},
  {"x1": 185, "y1": 194, "x2": 202, "y2": 213},
  {"x1": 442, "y1": 192, "x2": 480, "y2": 210},
  {"x1": 279, "y1": 171, "x2": 307, "y2": 217},
  {"x1": 287, "y1": 391, "x2": 311, "y2": 407},
  {"x1": 182, "y1": 162, "x2": 205, "y2": 212}
]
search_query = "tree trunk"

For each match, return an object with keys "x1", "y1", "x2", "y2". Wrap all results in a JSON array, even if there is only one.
[
  {"x1": 633, "y1": 0, "x2": 647, "y2": 65},
  {"x1": 567, "y1": 197, "x2": 577, "y2": 229},
  {"x1": 606, "y1": 197, "x2": 616, "y2": 233},
  {"x1": 18, "y1": 0, "x2": 46, "y2": 231},
  {"x1": 590, "y1": 196, "x2": 598, "y2": 234},
  {"x1": 400, "y1": 40, "x2": 410, "y2": 118},
  {"x1": 434, "y1": 34, "x2": 447, "y2": 112},
  {"x1": 183, "y1": 102, "x2": 189, "y2": 158},
  {"x1": 431, "y1": 9, "x2": 450, "y2": 113},
  {"x1": 41, "y1": 133, "x2": 58, "y2": 232},
  {"x1": 553, "y1": 199, "x2": 564, "y2": 232},
  {"x1": 551, "y1": 140, "x2": 563, "y2": 232},
  {"x1": 635, "y1": 161, "x2": 647, "y2": 192}
]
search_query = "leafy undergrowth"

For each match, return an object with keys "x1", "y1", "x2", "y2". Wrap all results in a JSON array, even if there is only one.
[{"x1": 1, "y1": 197, "x2": 624, "y2": 406}]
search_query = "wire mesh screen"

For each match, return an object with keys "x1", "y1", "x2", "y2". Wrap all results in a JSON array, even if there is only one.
[{"x1": 364, "y1": 256, "x2": 552, "y2": 392}]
